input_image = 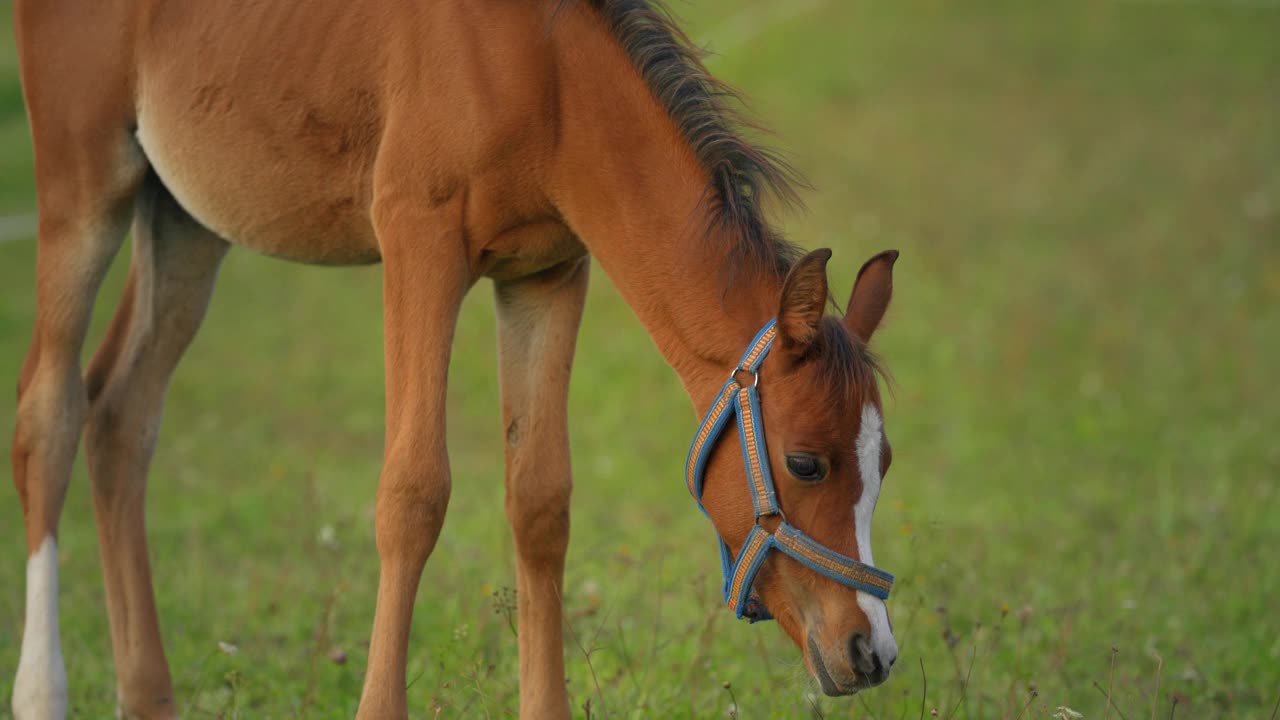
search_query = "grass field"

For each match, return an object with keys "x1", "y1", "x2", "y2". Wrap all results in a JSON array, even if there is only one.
[{"x1": 2, "y1": 1, "x2": 1279, "y2": 718}]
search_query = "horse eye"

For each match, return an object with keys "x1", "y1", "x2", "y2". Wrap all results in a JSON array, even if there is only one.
[{"x1": 785, "y1": 454, "x2": 825, "y2": 481}]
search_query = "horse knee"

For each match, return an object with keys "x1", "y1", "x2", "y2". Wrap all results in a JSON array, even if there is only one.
[
  {"x1": 83, "y1": 395, "x2": 156, "y2": 500},
  {"x1": 374, "y1": 452, "x2": 451, "y2": 562},
  {"x1": 12, "y1": 366, "x2": 86, "y2": 505},
  {"x1": 15, "y1": 363, "x2": 86, "y2": 440},
  {"x1": 506, "y1": 475, "x2": 572, "y2": 558}
]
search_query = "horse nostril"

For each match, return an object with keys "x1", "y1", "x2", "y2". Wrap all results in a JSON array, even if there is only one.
[
  {"x1": 848, "y1": 633, "x2": 876, "y2": 675},
  {"x1": 848, "y1": 632, "x2": 896, "y2": 685}
]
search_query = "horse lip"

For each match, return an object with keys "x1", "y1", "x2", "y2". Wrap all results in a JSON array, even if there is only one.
[{"x1": 807, "y1": 635, "x2": 844, "y2": 696}]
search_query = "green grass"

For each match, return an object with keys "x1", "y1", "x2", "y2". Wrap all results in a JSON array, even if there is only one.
[{"x1": 2, "y1": 0, "x2": 1278, "y2": 717}]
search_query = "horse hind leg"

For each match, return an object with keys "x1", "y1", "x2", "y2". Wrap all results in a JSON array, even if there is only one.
[
  {"x1": 82, "y1": 173, "x2": 229, "y2": 719},
  {"x1": 11, "y1": 150, "x2": 142, "y2": 719}
]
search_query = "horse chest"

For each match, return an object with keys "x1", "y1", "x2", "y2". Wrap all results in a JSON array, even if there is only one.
[{"x1": 474, "y1": 218, "x2": 586, "y2": 282}]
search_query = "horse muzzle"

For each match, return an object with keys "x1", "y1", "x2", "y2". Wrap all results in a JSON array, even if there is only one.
[{"x1": 807, "y1": 632, "x2": 894, "y2": 696}]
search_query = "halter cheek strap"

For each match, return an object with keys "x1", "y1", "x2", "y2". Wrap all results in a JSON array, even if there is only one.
[{"x1": 685, "y1": 320, "x2": 894, "y2": 622}]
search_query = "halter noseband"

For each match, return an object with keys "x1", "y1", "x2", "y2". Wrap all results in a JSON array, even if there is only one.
[{"x1": 685, "y1": 320, "x2": 894, "y2": 622}]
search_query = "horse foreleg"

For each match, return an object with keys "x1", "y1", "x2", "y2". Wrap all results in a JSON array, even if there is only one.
[
  {"x1": 356, "y1": 200, "x2": 470, "y2": 720},
  {"x1": 494, "y1": 256, "x2": 589, "y2": 720}
]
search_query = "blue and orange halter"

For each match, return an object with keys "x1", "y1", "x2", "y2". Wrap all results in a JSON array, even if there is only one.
[{"x1": 685, "y1": 320, "x2": 894, "y2": 622}]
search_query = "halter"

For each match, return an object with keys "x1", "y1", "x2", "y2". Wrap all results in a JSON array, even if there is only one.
[{"x1": 685, "y1": 320, "x2": 894, "y2": 622}]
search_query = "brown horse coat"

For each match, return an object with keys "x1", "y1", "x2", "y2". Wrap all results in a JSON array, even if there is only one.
[{"x1": 10, "y1": 1, "x2": 899, "y2": 717}]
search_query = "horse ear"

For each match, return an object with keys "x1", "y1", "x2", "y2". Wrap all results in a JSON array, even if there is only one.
[
  {"x1": 843, "y1": 250, "x2": 898, "y2": 343},
  {"x1": 777, "y1": 248, "x2": 832, "y2": 352}
]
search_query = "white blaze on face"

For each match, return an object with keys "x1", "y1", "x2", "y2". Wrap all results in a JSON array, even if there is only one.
[
  {"x1": 12, "y1": 536, "x2": 67, "y2": 720},
  {"x1": 854, "y1": 404, "x2": 898, "y2": 665}
]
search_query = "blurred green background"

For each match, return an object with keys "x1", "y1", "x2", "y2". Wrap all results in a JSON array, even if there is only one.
[{"x1": 2, "y1": 0, "x2": 1278, "y2": 717}]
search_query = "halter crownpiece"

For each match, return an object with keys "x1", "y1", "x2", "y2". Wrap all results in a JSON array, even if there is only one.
[{"x1": 685, "y1": 320, "x2": 894, "y2": 622}]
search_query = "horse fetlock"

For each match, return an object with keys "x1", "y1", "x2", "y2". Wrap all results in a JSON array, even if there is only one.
[
  {"x1": 113, "y1": 686, "x2": 178, "y2": 720},
  {"x1": 11, "y1": 657, "x2": 67, "y2": 720},
  {"x1": 10, "y1": 672, "x2": 67, "y2": 720},
  {"x1": 13, "y1": 537, "x2": 67, "y2": 720}
]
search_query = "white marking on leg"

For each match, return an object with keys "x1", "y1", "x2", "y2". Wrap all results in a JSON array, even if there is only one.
[
  {"x1": 854, "y1": 404, "x2": 898, "y2": 665},
  {"x1": 12, "y1": 536, "x2": 67, "y2": 720}
]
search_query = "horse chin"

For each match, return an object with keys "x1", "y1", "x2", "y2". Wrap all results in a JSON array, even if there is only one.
[{"x1": 806, "y1": 635, "x2": 866, "y2": 697}]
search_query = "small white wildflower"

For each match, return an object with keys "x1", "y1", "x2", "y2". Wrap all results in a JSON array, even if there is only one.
[
  {"x1": 453, "y1": 624, "x2": 470, "y2": 642},
  {"x1": 218, "y1": 641, "x2": 238, "y2": 655},
  {"x1": 1052, "y1": 707, "x2": 1083, "y2": 720},
  {"x1": 318, "y1": 524, "x2": 338, "y2": 549}
]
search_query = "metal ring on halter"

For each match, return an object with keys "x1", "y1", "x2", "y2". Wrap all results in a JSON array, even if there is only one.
[
  {"x1": 730, "y1": 366, "x2": 760, "y2": 388},
  {"x1": 756, "y1": 507, "x2": 786, "y2": 525}
]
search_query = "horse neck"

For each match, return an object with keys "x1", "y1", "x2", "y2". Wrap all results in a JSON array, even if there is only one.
[{"x1": 547, "y1": 4, "x2": 783, "y2": 410}]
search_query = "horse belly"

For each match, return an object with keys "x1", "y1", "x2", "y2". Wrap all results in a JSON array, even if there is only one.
[{"x1": 134, "y1": 81, "x2": 381, "y2": 265}]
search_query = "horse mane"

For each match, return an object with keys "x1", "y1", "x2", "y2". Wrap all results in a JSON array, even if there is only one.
[
  {"x1": 583, "y1": 0, "x2": 806, "y2": 285},
  {"x1": 571, "y1": 1, "x2": 888, "y2": 394}
]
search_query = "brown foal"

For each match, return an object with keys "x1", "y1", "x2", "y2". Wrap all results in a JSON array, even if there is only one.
[{"x1": 10, "y1": 0, "x2": 901, "y2": 717}]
